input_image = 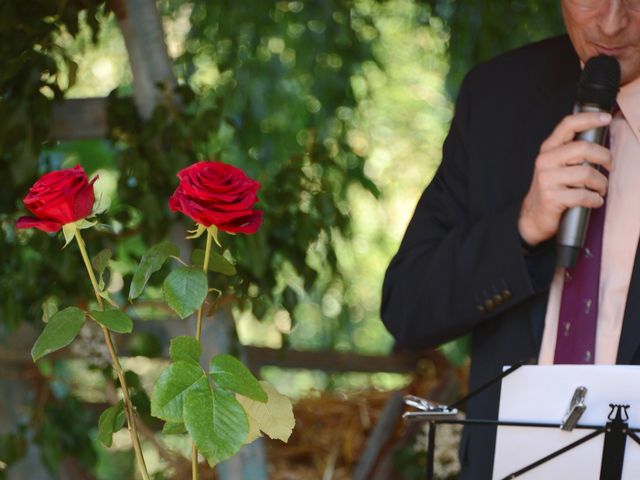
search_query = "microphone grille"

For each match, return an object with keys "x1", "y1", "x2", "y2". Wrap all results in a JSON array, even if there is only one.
[{"x1": 577, "y1": 55, "x2": 620, "y2": 110}]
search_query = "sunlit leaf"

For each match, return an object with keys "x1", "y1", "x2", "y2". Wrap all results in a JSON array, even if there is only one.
[
  {"x1": 129, "y1": 241, "x2": 180, "y2": 300},
  {"x1": 210, "y1": 354, "x2": 266, "y2": 402},
  {"x1": 150, "y1": 361, "x2": 206, "y2": 423},
  {"x1": 31, "y1": 307, "x2": 85, "y2": 361},
  {"x1": 163, "y1": 267, "x2": 207, "y2": 319},
  {"x1": 237, "y1": 381, "x2": 295, "y2": 443},
  {"x1": 183, "y1": 386, "x2": 248, "y2": 466}
]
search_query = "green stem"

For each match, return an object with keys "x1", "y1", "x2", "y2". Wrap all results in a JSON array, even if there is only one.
[
  {"x1": 195, "y1": 230, "x2": 213, "y2": 341},
  {"x1": 192, "y1": 229, "x2": 213, "y2": 479},
  {"x1": 74, "y1": 230, "x2": 151, "y2": 480}
]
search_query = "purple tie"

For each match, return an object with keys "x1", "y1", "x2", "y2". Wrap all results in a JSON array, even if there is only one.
[{"x1": 553, "y1": 173, "x2": 607, "y2": 364}]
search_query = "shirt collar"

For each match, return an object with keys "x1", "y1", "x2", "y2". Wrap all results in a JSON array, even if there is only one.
[{"x1": 617, "y1": 75, "x2": 640, "y2": 144}]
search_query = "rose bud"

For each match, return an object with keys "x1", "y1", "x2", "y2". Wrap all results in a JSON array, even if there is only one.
[
  {"x1": 16, "y1": 165, "x2": 97, "y2": 233},
  {"x1": 169, "y1": 161, "x2": 263, "y2": 234}
]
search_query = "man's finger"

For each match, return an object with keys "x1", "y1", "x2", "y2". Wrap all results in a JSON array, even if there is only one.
[
  {"x1": 537, "y1": 141, "x2": 612, "y2": 170},
  {"x1": 547, "y1": 164, "x2": 609, "y2": 196},
  {"x1": 556, "y1": 187, "x2": 605, "y2": 210},
  {"x1": 541, "y1": 112, "x2": 612, "y2": 151}
]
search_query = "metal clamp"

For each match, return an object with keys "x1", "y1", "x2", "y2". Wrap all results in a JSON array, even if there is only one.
[
  {"x1": 402, "y1": 395, "x2": 458, "y2": 422},
  {"x1": 560, "y1": 386, "x2": 587, "y2": 431}
]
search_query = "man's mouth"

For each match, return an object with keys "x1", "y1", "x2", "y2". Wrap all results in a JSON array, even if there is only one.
[{"x1": 594, "y1": 44, "x2": 627, "y2": 56}]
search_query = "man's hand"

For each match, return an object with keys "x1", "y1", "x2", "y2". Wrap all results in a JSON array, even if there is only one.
[{"x1": 518, "y1": 112, "x2": 612, "y2": 247}]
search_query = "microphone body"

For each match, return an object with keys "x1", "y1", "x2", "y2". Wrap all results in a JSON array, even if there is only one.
[
  {"x1": 556, "y1": 104, "x2": 610, "y2": 268},
  {"x1": 556, "y1": 56, "x2": 620, "y2": 268}
]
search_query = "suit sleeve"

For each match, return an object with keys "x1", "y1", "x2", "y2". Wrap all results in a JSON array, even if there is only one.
[{"x1": 380, "y1": 74, "x2": 556, "y2": 349}]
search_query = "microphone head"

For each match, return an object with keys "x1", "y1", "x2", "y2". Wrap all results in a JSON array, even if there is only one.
[{"x1": 576, "y1": 55, "x2": 620, "y2": 110}]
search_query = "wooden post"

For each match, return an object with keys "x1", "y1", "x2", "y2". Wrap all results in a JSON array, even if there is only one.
[{"x1": 113, "y1": 0, "x2": 176, "y2": 119}]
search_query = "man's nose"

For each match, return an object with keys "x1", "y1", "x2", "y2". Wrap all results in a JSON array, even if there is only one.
[{"x1": 599, "y1": 0, "x2": 629, "y2": 36}]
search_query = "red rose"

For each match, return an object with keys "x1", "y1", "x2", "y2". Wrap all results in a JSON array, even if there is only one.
[
  {"x1": 16, "y1": 165, "x2": 97, "y2": 233},
  {"x1": 169, "y1": 161, "x2": 263, "y2": 234}
]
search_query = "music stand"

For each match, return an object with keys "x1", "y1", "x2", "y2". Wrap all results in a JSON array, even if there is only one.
[{"x1": 403, "y1": 363, "x2": 640, "y2": 479}]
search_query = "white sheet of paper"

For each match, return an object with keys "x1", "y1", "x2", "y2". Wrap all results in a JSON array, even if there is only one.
[{"x1": 493, "y1": 365, "x2": 640, "y2": 480}]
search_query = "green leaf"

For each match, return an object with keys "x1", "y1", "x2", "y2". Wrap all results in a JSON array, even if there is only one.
[
  {"x1": 192, "y1": 249, "x2": 237, "y2": 276},
  {"x1": 210, "y1": 354, "x2": 267, "y2": 402},
  {"x1": 163, "y1": 267, "x2": 207, "y2": 319},
  {"x1": 129, "y1": 241, "x2": 180, "y2": 300},
  {"x1": 169, "y1": 336, "x2": 202, "y2": 365},
  {"x1": 41, "y1": 296, "x2": 59, "y2": 324},
  {"x1": 92, "y1": 249, "x2": 112, "y2": 291},
  {"x1": 150, "y1": 361, "x2": 206, "y2": 422},
  {"x1": 183, "y1": 386, "x2": 248, "y2": 466},
  {"x1": 98, "y1": 401, "x2": 125, "y2": 448},
  {"x1": 162, "y1": 421, "x2": 186, "y2": 435},
  {"x1": 90, "y1": 310, "x2": 134, "y2": 334},
  {"x1": 237, "y1": 381, "x2": 295, "y2": 443},
  {"x1": 92, "y1": 249, "x2": 112, "y2": 275},
  {"x1": 31, "y1": 307, "x2": 86, "y2": 361}
]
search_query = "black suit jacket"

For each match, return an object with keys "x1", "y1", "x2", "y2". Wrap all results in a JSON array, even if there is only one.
[{"x1": 381, "y1": 35, "x2": 640, "y2": 479}]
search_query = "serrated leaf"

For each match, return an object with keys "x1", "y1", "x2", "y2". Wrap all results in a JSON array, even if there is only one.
[
  {"x1": 162, "y1": 421, "x2": 186, "y2": 435},
  {"x1": 210, "y1": 354, "x2": 266, "y2": 402},
  {"x1": 163, "y1": 267, "x2": 207, "y2": 319},
  {"x1": 192, "y1": 249, "x2": 237, "y2": 276},
  {"x1": 151, "y1": 361, "x2": 206, "y2": 422},
  {"x1": 237, "y1": 381, "x2": 295, "y2": 443},
  {"x1": 98, "y1": 401, "x2": 126, "y2": 447},
  {"x1": 184, "y1": 386, "x2": 248, "y2": 466},
  {"x1": 129, "y1": 241, "x2": 180, "y2": 300},
  {"x1": 90, "y1": 310, "x2": 133, "y2": 334},
  {"x1": 31, "y1": 307, "x2": 86, "y2": 361},
  {"x1": 169, "y1": 336, "x2": 201, "y2": 365},
  {"x1": 92, "y1": 249, "x2": 112, "y2": 291}
]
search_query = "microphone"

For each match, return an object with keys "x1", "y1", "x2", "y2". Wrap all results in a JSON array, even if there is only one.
[{"x1": 556, "y1": 55, "x2": 620, "y2": 268}]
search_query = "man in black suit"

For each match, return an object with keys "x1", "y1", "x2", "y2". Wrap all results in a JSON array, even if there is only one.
[{"x1": 381, "y1": 1, "x2": 640, "y2": 478}]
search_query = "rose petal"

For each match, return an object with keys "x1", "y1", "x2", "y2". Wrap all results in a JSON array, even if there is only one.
[
  {"x1": 73, "y1": 178, "x2": 97, "y2": 219},
  {"x1": 218, "y1": 211, "x2": 264, "y2": 234},
  {"x1": 16, "y1": 216, "x2": 62, "y2": 233}
]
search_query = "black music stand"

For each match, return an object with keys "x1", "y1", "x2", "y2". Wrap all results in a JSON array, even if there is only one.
[{"x1": 403, "y1": 363, "x2": 640, "y2": 480}]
